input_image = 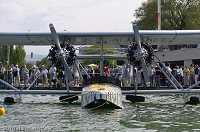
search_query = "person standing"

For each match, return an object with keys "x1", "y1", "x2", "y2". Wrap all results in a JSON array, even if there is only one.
[
  {"x1": 194, "y1": 64, "x2": 199, "y2": 84},
  {"x1": 175, "y1": 65, "x2": 180, "y2": 85},
  {"x1": 30, "y1": 66, "x2": 40, "y2": 87},
  {"x1": 155, "y1": 64, "x2": 161, "y2": 88},
  {"x1": 161, "y1": 63, "x2": 166, "y2": 86},
  {"x1": 118, "y1": 66, "x2": 124, "y2": 86},
  {"x1": 122, "y1": 65, "x2": 129, "y2": 87},
  {"x1": 49, "y1": 64, "x2": 57, "y2": 86},
  {"x1": 88, "y1": 66, "x2": 95, "y2": 77},
  {"x1": 0, "y1": 63, "x2": 6, "y2": 86},
  {"x1": 179, "y1": 65, "x2": 184, "y2": 85},
  {"x1": 57, "y1": 69, "x2": 64, "y2": 88},
  {"x1": 128, "y1": 64, "x2": 134, "y2": 86},
  {"x1": 70, "y1": 65, "x2": 74, "y2": 79},
  {"x1": 113, "y1": 66, "x2": 119, "y2": 78},
  {"x1": 140, "y1": 69, "x2": 144, "y2": 86},
  {"x1": 149, "y1": 65, "x2": 155, "y2": 86},
  {"x1": 82, "y1": 65, "x2": 88, "y2": 80},
  {"x1": 30, "y1": 66, "x2": 36, "y2": 87},
  {"x1": 105, "y1": 66, "x2": 110, "y2": 76},
  {"x1": 7, "y1": 65, "x2": 13, "y2": 85},
  {"x1": 73, "y1": 67, "x2": 79, "y2": 87},
  {"x1": 11, "y1": 64, "x2": 15, "y2": 85},
  {"x1": 13, "y1": 64, "x2": 20, "y2": 87},
  {"x1": 198, "y1": 65, "x2": 200, "y2": 84},
  {"x1": 183, "y1": 66, "x2": 190, "y2": 86},
  {"x1": 21, "y1": 65, "x2": 29, "y2": 87},
  {"x1": 41, "y1": 65, "x2": 48, "y2": 87},
  {"x1": 189, "y1": 64, "x2": 194, "y2": 86},
  {"x1": 166, "y1": 63, "x2": 172, "y2": 87},
  {"x1": 95, "y1": 66, "x2": 100, "y2": 77},
  {"x1": 110, "y1": 66, "x2": 115, "y2": 77}
]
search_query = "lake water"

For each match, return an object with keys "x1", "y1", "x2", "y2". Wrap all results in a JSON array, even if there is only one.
[{"x1": 0, "y1": 94, "x2": 200, "y2": 132}]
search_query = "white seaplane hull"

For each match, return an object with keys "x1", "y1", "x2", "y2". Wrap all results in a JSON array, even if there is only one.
[{"x1": 81, "y1": 83, "x2": 123, "y2": 109}]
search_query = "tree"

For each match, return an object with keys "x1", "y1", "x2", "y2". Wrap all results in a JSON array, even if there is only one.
[
  {"x1": 0, "y1": 45, "x2": 26, "y2": 68},
  {"x1": 35, "y1": 57, "x2": 51, "y2": 70},
  {"x1": 13, "y1": 45, "x2": 26, "y2": 67},
  {"x1": 0, "y1": 46, "x2": 9, "y2": 65},
  {"x1": 134, "y1": 0, "x2": 200, "y2": 30},
  {"x1": 134, "y1": 0, "x2": 200, "y2": 51},
  {"x1": 83, "y1": 44, "x2": 118, "y2": 55},
  {"x1": 9, "y1": 45, "x2": 14, "y2": 64}
]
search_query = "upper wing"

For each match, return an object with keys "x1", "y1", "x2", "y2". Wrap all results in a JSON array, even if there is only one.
[{"x1": 0, "y1": 30, "x2": 200, "y2": 46}]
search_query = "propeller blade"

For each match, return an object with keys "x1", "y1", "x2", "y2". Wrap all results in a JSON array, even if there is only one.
[
  {"x1": 49, "y1": 23, "x2": 62, "y2": 52},
  {"x1": 141, "y1": 58, "x2": 150, "y2": 87},
  {"x1": 49, "y1": 23, "x2": 74, "y2": 85},
  {"x1": 61, "y1": 57, "x2": 74, "y2": 86},
  {"x1": 132, "y1": 22, "x2": 150, "y2": 86},
  {"x1": 132, "y1": 22, "x2": 141, "y2": 50}
]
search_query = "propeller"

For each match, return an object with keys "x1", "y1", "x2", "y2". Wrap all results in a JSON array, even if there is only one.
[
  {"x1": 49, "y1": 23, "x2": 74, "y2": 86},
  {"x1": 132, "y1": 23, "x2": 150, "y2": 87}
]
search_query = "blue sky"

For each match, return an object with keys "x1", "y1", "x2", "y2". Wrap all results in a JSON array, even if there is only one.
[{"x1": 0, "y1": 0, "x2": 146, "y2": 55}]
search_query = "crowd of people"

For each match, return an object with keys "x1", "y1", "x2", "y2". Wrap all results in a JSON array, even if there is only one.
[
  {"x1": 81, "y1": 63, "x2": 200, "y2": 87},
  {"x1": 0, "y1": 63, "x2": 53, "y2": 88},
  {"x1": 0, "y1": 62, "x2": 200, "y2": 88},
  {"x1": 0, "y1": 62, "x2": 83, "y2": 88},
  {"x1": 142, "y1": 63, "x2": 200, "y2": 87}
]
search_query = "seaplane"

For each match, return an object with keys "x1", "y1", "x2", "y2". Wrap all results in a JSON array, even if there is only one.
[{"x1": 0, "y1": 22, "x2": 200, "y2": 109}]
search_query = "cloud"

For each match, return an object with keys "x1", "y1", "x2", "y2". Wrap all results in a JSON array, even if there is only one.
[
  {"x1": 0, "y1": 0, "x2": 145, "y2": 54},
  {"x1": 0, "y1": 0, "x2": 144, "y2": 31}
]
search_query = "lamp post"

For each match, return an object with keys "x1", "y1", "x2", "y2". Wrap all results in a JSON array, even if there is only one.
[{"x1": 158, "y1": 0, "x2": 161, "y2": 30}]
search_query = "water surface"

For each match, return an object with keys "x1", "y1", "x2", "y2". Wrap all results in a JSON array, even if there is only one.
[{"x1": 0, "y1": 94, "x2": 200, "y2": 132}]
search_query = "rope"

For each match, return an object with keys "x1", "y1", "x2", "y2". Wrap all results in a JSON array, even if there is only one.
[{"x1": 89, "y1": 100, "x2": 108, "y2": 110}]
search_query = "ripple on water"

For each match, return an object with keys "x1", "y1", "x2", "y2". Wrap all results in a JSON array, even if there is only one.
[{"x1": 0, "y1": 94, "x2": 200, "y2": 131}]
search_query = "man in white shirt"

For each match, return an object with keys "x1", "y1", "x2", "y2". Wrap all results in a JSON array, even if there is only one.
[
  {"x1": 49, "y1": 64, "x2": 57, "y2": 86},
  {"x1": 21, "y1": 65, "x2": 29, "y2": 87},
  {"x1": 41, "y1": 65, "x2": 48, "y2": 87}
]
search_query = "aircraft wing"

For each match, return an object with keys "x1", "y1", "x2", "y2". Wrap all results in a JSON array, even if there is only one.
[{"x1": 0, "y1": 30, "x2": 200, "y2": 46}]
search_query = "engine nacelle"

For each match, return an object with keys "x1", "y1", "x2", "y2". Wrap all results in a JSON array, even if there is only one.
[
  {"x1": 48, "y1": 41, "x2": 76, "y2": 69},
  {"x1": 127, "y1": 42, "x2": 154, "y2": 67}
]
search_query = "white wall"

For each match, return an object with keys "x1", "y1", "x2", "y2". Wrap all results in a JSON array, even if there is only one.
[{"x1": 184, "y1": 60, "x2": 193, "y2": 67}]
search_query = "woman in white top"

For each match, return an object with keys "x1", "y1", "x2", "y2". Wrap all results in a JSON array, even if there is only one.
[{"x1": 166, "y1": 63, "x2": 172, "y2": 87}]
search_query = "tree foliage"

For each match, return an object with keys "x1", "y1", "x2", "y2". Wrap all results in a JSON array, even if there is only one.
[
  {"x1": 0, "y1": 46, "x2": 9, "y2": 65},
  {"x1": 82, "y1": 44, "x2": 117, "y2": 66},
  {"x1": 83, "y1": 44, "x2": 117, "y2": 55},
  {"x1": 9, "y1": 45, "x2": 14, "y2": 64},
  {"x1": 134, "y1": 0, "x2": 200, "y2": 30},
  {"x1": 0, "y1": 45, "x2": 27, "y2": 68},
  {"x1": 35, "y1": 57, "x2": 52, "y2": 70},
  {"x1": 12, "y1": 45, "x2": 26, "y2": 67}
]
